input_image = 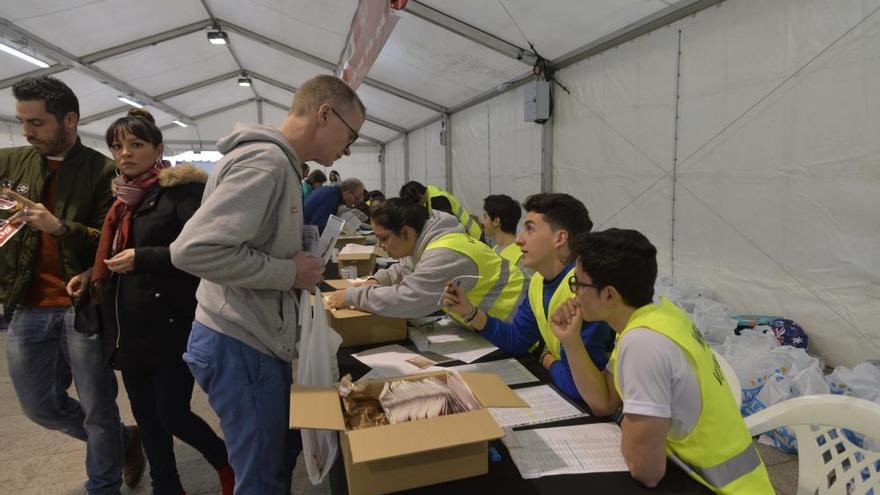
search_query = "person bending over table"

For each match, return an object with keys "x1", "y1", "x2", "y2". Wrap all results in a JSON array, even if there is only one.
[
  {"x1": 441, "y1": 193, "x2": 614, "y2": 402},
  {"x1": 550, "y1": 228, "x2": 773, "y2": 494},
  {"x1": 326, "y1": 198, "x2": 525, "y2": 322}
]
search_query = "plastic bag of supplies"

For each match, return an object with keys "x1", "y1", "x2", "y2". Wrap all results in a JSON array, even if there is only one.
[{"x1": 295, "y1": 289, "x2": 343, "y2": 484}]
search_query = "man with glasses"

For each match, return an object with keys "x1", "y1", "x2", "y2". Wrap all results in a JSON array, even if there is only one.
[
  {"x1": 304, "y1": 177, "x2": 366, "y2": 233},
  {"x1": 170, "y1": 75, "x2": 364, "y2": 494},
  {"x1": 442, "y1": 193, "x2": 613, "y2": 402},
  {"x1": 550, "y1": 229, "x2": 773, "y2": 493}
]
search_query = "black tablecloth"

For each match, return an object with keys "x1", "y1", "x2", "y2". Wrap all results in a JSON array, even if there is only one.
[{"x1": 326, "y1": 340, "x2": 711, "y2": 495}]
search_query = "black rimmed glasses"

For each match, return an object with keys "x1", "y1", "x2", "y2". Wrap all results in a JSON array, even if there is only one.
[
  {"x1": 330, "y1": 107, "x2": 359, "y2": 147},
  {"x1": 568, "y1": 275, "x2": 601, "y2": 293}
]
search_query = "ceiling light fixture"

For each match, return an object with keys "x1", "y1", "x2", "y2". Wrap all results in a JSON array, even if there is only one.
[
  {"x1": 237, "y1": 74, "x2": 252, "y2": 87},
  {"x1": 0, "y1": 42, "x2": 49, "y2": 68},
  {"x1": 207, "y1": 28, "x2": 228, "y2": 45},
  {"x1": 117, "y1": 95, "x2": 144, "y2": 109},
  {"x1": 172, "y1": 120, "x2": 188, "y2": 128}
]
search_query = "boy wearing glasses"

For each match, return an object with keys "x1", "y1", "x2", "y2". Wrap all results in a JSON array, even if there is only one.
[
  {"x1": 443, "y1": 193, "x2": 613, "y2": 402},
  {"x1": 550, "y1": 229, "x2": 773, "y2": 493}
]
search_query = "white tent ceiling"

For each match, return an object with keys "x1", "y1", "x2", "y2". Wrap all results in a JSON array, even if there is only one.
[{"x1": 1, "y1": 0, "x2": 694, "y2": 153}]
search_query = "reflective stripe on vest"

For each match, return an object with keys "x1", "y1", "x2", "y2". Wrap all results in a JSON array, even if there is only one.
[
  {"x1": 426, "y1": 185, "x2": 481, "y2": 239},
  {"x1": 610, "y1": 298, "x2": 774, "y2": 494},
  {"x1": 498, "y1": 243, "x2": 523, "y2": 267},
  {"x1": 527, "y1": 268, "x2": 577, "y2": 360},
  {"x1": 424, "y1": 232, "x2": 525, "y2": 322}
]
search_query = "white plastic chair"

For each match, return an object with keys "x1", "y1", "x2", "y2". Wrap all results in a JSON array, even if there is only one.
[
  {"x1": 745, "y1": 395, "x2": 880, "y2": 495},
  {"x1": 713, "y1": 348, "x2": 742, "y2": 409}
]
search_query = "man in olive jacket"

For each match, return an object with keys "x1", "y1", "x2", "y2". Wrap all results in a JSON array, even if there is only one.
[{"x1": 0, "y1": 76, "x2": 143, "y2": 494}]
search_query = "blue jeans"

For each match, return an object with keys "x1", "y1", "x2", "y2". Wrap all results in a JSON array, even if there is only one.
[
  {"x1": 184, "y1": 321, "x2": 301, "y2": 495},
  {"x1": 6, "y1": 307, "x2": 126, "y2": 495}
]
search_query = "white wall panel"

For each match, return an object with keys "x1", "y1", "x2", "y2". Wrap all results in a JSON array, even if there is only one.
[
  {"x1": 451, "y1": 85, "x2": 542, "y2": 216},
  {"x1": 671, "y1": 0, "x2": 880, "y2": 366},
  {"x1": 329, "y1": 147, "x2": 382, "y2": 192},
  {"x1": 385, "y1": 137, "x2": 406, "y2": 197}
]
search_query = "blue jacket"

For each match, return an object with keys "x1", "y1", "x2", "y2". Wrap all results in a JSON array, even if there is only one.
[
  {"x1": 304, "y1": 185, "x2": 342, "y2": 233},
  {"x1": 481, "y1": 264, "x2": 614, "y2": 402}
]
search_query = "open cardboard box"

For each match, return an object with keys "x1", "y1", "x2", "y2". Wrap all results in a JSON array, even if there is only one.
[
  {"x1": 336, "y1": 234, "x2": 369, "y2": 249},
  {"x1": 337, "y1": 249, "x2": 378, "y2": 278},
  {"x1": 290, "y1": 370, "x2": 528, "y2": 495},
  {"x1": 322, "y1": 280, "x2": 407, "y2": 347}
]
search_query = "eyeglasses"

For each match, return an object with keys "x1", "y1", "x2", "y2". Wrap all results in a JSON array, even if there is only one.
[
  {"x1": 330, "y1": 107, "x2": 359, "y2": 148},
  {"x1": 568, "y1": 275, "x2": 601, "y2": 293}
]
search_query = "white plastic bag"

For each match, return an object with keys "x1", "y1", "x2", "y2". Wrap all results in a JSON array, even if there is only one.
[
  {"x1": 692, "y1": 297, "x2": 737, "y2": 344},
  {"x1": 295, "y1": 289, "x2": 344, "y2": 484},
  {"x1": 827, "y1": 362, "x2": 880, "y2": 451}
]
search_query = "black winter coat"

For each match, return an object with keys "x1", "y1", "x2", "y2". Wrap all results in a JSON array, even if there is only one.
[{"x1": 99, "y1": 165, "x2": 207, "y2": 370}]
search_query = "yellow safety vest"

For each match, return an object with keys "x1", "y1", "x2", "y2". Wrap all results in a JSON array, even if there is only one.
[
  {"x1": 424, "y1": 232, "x2": 526, "y2": 322},
  {"x1": 609, "y1": 298, "x2": 774, "y2": 494},
  {"x1": 527, "y1": 268, "x2": 576, "y2": 360},
  {"x1": 425, "y1": 185, "x2": 482, "y2": 239},
  {"x1": 497, "y1": 243, "x2": 523, "y2": 267}
]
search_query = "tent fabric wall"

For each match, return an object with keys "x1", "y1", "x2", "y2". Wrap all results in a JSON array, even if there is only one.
[
  {"x1": 406, "y1": 121, "x2": 445, "y2": 188},
  {"x1": 450, "y1": 85, "x2": 542, "y2": 216},
  {"x1": 553, "y1": 23, "x2": 678, "y2": 277},
  {"x1": 329, "y1": 146, "x2": 383, "y2": 192},
  {"x1": 384, "y1": 136, "x2": 406, "y2": 197},
  {"x1": 552, "y1": 0, "x2": 880, "y2": 366}
]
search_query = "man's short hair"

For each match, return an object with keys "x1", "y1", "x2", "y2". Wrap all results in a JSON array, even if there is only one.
[
  {"x1": 340, "y1": 177, "x2": 364, "y2": 193},
  {"x1": 483, "y1": 194, "x2": 521, "y2": 234},
  {"x1": 12, "y1": 76, "x2": 80, "y2": 124},
  {"x1": 290, "y1": 75, "x2": 365, "y2": 117},
  {"x1": 372, "y1": 198, "x2": 430, "y2": 235},
  {"x1": 572, "y1": 228, "x2": 658, "y2": 307},
  {"x1": 523, "y1": 193, "x2": 592, "y2": 237}
]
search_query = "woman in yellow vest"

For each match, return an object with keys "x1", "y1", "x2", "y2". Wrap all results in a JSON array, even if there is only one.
[
  {"x1": 326, "y1": 198, "x2": 525, "y2": 322},
  {"x1": 400, "y1": 180, "x2": 482, "y2": 240},
  {"x1": 443, "y1": 193, "x2": 613, "y2": 402},
  {"x1": 550, "y1": 228, "x2": 773, "y2": 494}
]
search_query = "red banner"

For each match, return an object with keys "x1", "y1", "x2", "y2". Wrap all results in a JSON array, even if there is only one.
[{"x1": 335, "y1": 0, "x2": 403, "y2": 90}]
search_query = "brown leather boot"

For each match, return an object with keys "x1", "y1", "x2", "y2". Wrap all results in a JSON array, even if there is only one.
[{"x1": 122, "y1": 425, "x2": 146, "y2": 487}]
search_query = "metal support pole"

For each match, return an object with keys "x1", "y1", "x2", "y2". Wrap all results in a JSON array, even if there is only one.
[
  {"x1": 541, "y1": 84, "x2": 554, "y2": 193},
  {"x1": 403, "y1": 133, "x2": 410, "y2": 183},
  {"x1": 379, "y1": 144, "x2": 386, "y2": 193},
  {"x1": 442, "y1": 113, "x2": 452, "y2": 192}
]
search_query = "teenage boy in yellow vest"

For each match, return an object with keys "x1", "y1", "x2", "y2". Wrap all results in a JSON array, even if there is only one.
[
  {"x1": 327, "y1": 198, "x2": 525, "y2": 322},
  {"x1": 481, "y1": 194, "x2": 531, "y2": 280},
  {"x1": 550, "y1": 228, "x2": 773, "y2": 493},
  {"x1": 443, "y1": 193, "x2": 613, "y2": 401}
]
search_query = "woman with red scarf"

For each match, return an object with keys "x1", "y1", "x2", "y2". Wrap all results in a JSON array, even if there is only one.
[{"x1": 67, "y1": 109, "x2": 233, "y2": 495}]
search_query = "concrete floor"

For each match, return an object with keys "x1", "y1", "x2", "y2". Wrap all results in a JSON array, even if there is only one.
[{"x1": 0, "y1": 332, "x2": 798, "y2": 494}]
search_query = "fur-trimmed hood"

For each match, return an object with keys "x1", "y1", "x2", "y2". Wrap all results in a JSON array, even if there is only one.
[{"x1": 158, "y1": 163, "x2": 208, "y2": 188}]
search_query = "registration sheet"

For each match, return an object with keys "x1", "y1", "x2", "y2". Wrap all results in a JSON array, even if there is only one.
[
  {"x1": 489, "y1": 384, "x2": 587, "y2": 428},
  {"x1": 502, "y1": 423, "x2": 629, "y2": 478},
  {"x1": 448, "y1": 358, "x2": 539, "y2": 386}
]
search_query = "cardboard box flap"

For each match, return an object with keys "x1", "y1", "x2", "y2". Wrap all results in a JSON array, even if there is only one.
[
  {"x1": 324, "y1": 279, "x2": 352, "y2": 290},
  {"x1": 338, "y1": 252, "x2": 375, "y2": 261},
  {"x1": 347, "y1": 409, "x2": 502, "y2": 464},
  {"x1": 461, "y1": 372, "x2": 529, "y2": 408},
  {"x1": 290, "y1": 385, "x2": 346, "y2": 431}
]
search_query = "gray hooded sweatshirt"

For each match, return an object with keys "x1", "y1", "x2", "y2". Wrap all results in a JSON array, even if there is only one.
[
  {"x1": 343, "y1": 211, "x2": 483, "y2": 318},
  {"x1": 170, "y1": 123, "x2": 304, "y2": 361}
]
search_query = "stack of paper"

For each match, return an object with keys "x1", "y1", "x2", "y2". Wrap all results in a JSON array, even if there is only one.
[
  {"x1": 502, "y1": 423, "x2": 629, "y2": 478},
  {"x1": 378, "y1": 373, "x2": 480, "y2": 424},
  {"x1": 339, "y1": 243, "x2": 376, "y2": 255},
  {"x1": 352, "y1": 344, "x2": 435, "y2": 378},
  {"x1": 489, "y1": 385, "x2": 587, "y2": 428}
]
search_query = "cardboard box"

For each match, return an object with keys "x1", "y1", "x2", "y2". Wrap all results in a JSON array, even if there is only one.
[
  {"x1": 323, "y1": 280, "x2": 407, "y2": 347},
  {"x1": 336, "y1": 234, "x2": 368, "y2": 249},
  {"x1": 290, "y1": 370, "x2": 528, "y2": 495},
  {"x1": 337, "y1": 250, "x2": 377, "y2": 278}
]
